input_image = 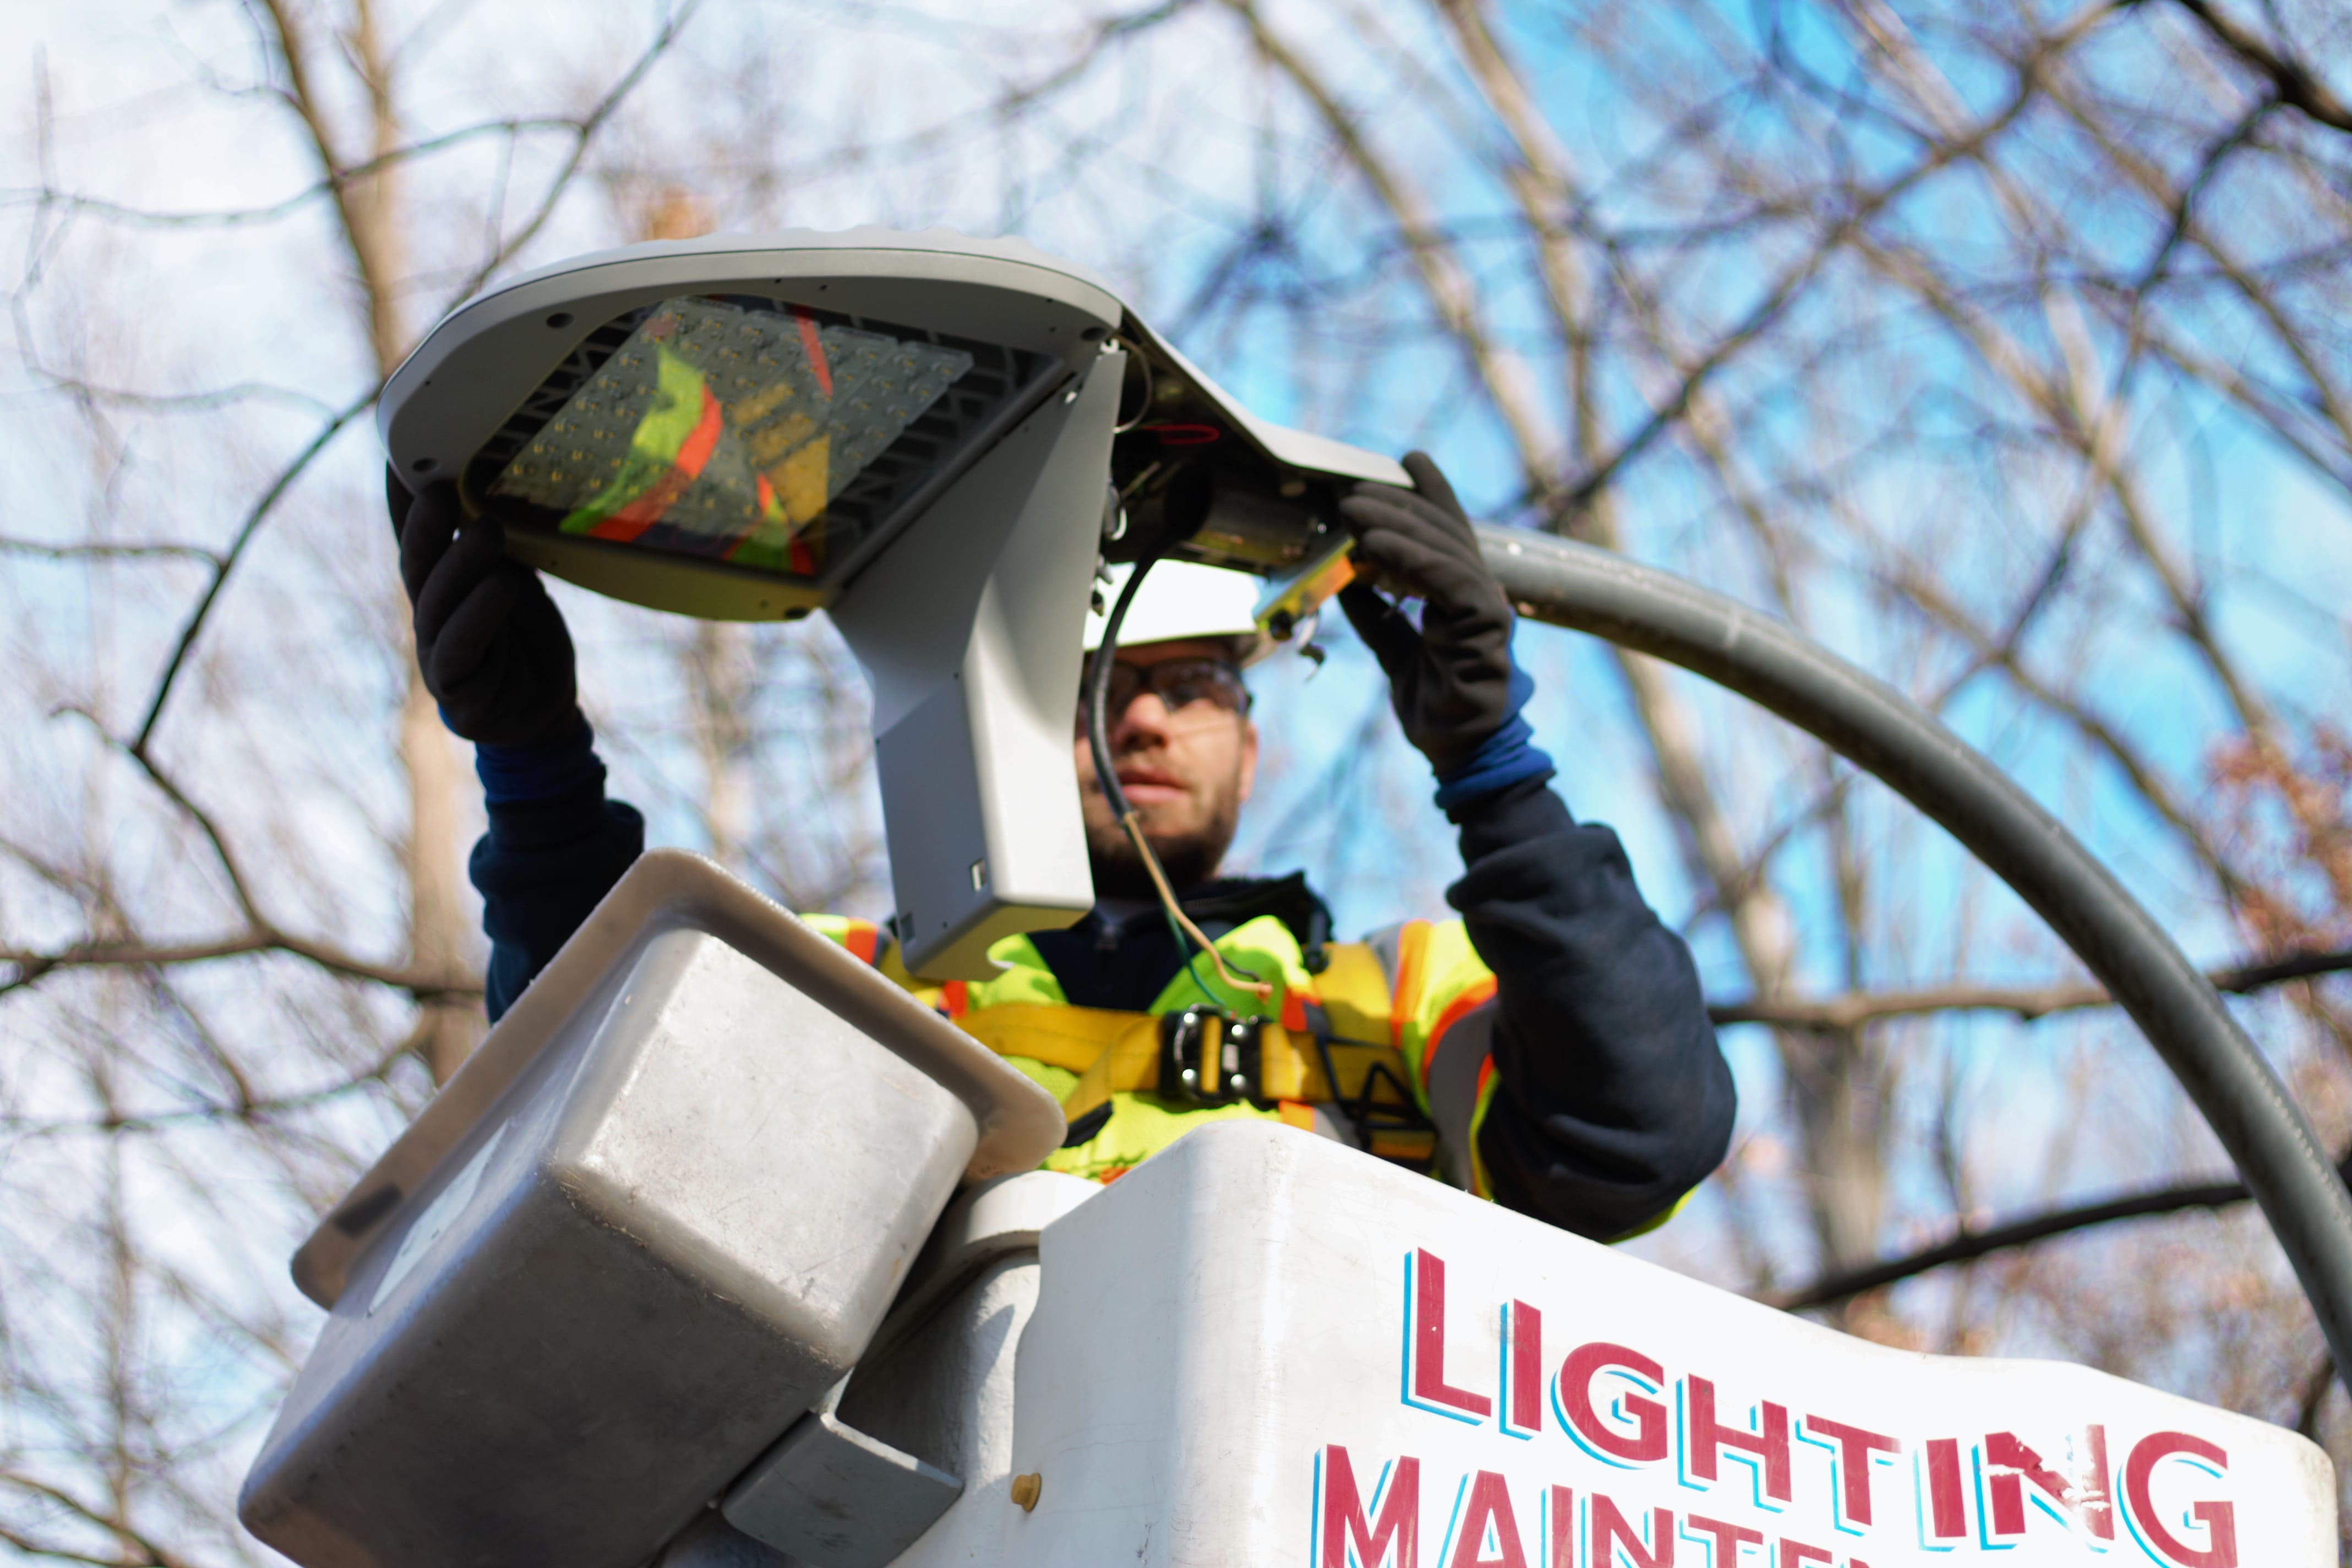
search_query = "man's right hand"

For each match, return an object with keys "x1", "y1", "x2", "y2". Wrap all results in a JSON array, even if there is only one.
[{"x1": 389, "y1": 468, "x2": 580, "y2": 748}]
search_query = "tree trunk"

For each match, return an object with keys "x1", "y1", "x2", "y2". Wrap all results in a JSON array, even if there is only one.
[{"x1": 262, "y1": 0, "x2": 483, "y2": 1082}]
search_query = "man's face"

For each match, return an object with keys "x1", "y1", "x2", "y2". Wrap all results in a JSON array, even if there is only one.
[{"x1": 1074, "y1": 637, "x2": 1259, "y2": 897}]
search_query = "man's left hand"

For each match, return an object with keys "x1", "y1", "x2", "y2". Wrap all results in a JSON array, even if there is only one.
[{"x1": 1336, "y1": 451, "x2": 1517, "y2": 777}]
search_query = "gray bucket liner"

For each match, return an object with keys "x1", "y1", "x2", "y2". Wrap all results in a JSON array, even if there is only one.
[{"x1": 238, "y1": 850, "x2": 1063, "y2": 1568}]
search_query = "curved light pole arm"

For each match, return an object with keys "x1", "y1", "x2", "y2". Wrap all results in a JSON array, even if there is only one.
[{"x1": 1477, "y1": 524, "x2": 2352, "y2": 1372}]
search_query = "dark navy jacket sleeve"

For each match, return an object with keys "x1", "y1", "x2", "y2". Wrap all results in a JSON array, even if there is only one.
[
  {"x1": 1446, "y1": 775, "x2": 1735, "y2": 1239},
  {"x1": 469, "y1": 783, "x2": 645, "y2": 1021}
]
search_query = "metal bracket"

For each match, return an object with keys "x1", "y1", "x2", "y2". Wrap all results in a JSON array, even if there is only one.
[
  {"x1": 716, "y1": 1173, "x2": 1097, "y2": 1568},
  {"x1": 721, "y1": 1379, "x2": 962, "y2": 1568},
  {"x1": 1157, "y1": 1006, "x2": 1262, "y2": 1104}
]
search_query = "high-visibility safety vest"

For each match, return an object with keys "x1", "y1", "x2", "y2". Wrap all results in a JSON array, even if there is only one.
[{"x1": 798, "y1": 912, "x2": 1507, "y2": 1195}]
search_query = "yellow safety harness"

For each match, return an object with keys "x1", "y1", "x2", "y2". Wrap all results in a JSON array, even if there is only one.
[
  {"x1": 944, "y1": 999, "x2": 1435, "y2": 1161},
  {"x1": 803, "y1": 913, "x2": 1695, "y2": 1235},
  {"x1": 939, "y1": 937, "x2": 1443, "y2": 1169},
  {"x1": 810, "y1": 917, "x2": 1460, "y2": 1175}
]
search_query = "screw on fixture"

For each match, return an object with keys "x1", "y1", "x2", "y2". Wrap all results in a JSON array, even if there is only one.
[{"x1": 1010, "y1": 1473, "x2": 1042, "y2": 1512}]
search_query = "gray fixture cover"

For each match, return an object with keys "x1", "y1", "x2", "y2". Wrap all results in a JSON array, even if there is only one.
[
  {"x1": 373, "y1": 228, "x2": 1405, "y2": 981},
  {"x1": 242, "y1": 852, "x2": 1064, "y2": 1568}
]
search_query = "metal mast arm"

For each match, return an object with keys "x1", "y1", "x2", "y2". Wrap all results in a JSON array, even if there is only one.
[{"x1": 1478, "y1": 523, "x2": 2352, "y2": 1374}]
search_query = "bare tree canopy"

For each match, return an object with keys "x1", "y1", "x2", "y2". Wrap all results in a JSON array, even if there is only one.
[{"x1": 4, "y1": 0, "x2": 2351, "y2": 1558}]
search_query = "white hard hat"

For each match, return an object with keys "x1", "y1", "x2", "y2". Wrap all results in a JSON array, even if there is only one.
[{"x1": 1084, "y1": 559, "x2": 1288, "y2": 666}]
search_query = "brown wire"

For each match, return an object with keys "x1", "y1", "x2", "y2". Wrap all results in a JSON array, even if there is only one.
[{"x1": 1118, "y1": 810, "x2": 1273, "y2": 1006}]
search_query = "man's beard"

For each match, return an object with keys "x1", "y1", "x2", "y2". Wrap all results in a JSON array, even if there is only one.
[{"x1": 1085, "y1": 793, "x2": 1243, "y2": 900}]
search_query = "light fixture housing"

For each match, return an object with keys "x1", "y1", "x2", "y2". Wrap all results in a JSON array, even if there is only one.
[{"x1": 380, "y1": 228, "x2": 1404, "y2": 977}]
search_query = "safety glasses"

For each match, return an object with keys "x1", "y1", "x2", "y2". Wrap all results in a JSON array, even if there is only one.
[{"x1": 1079, "y1": 656, "x2": 1253, "y2": 725}]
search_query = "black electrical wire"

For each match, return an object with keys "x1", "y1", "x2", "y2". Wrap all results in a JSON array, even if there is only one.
[{"x1": 1085, "y1": 548, "x2": 1160, "y2": 829}]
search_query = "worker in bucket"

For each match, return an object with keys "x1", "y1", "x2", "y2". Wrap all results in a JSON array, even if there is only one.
[{"x1": 388, "y1": 453, "x2": 1734, "y2": 1239}]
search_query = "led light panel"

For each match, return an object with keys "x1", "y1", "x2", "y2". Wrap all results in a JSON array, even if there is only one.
[{"x1": 466, "y1": 295, "x2": 1046, "y2": 583}]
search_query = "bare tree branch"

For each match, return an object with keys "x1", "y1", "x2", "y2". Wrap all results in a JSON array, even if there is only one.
[
  {"x1": 9, "y1": 714, "x2": 478, "y2": 1004},
  {"x1": 2040, "y1": 61, "x2": 2352, "y2": 469},
  {"x1": 436, "y1": 0, "x2": 709, "y2": 308},
  {"x1": 6, "y1": 377, "x2": 335, "y2": 415},
  {"x1": 0, "y1": 935, "x2": 481, "y2": 1002},
  {"x1": 1226, "y1": 0, "x2": 1559, "y2": 468},
  {"x1": 2, "y1": 1045, "x2": 417, "y2": 1138},
  {"x1": 1888, "y1": 538, "x2": 2257, "y2": 908},
  {"x1": 1711, "y1": 945, "x2": 2352, "y2": 1029},
  {"x1": 0, "y1": 1471, "x2": 195, "y2": 1568},
  {"x1": 1768, "y1": 1151, "x2": 2346, "y2": 1312},
  {"x1": 129, "y1": 391, "x2": 373, "y2": 754},
  {"x1": 0, "y1": 116, "x2": 587, "y2": 229},
  {"x1": 2155, "y1": 0, "x2": 2352, "y2": 133},
  {"x1": 0, "y1": 1527, "x2": 159, "y2": 1568},
  {"x1": 124, "y1": 1, "x2": 707, "y2": 758},
  {"x1": 1553, "y1": 3, "x2": 2120, "y2": 515},
  {"x1": 0, "y1": 538, "x2": 217, "y2": 563}
]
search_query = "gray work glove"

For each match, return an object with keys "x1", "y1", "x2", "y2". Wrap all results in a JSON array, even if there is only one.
[
  {"x1": 1335, "y1": 451, "x2": 1518, "y2": 777},
  {"x1": 388, "y1": 469, "x2": 580, "y2": 749}
]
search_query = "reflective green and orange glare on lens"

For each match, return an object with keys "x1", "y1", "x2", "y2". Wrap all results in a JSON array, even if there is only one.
[{"x1": 489, "y1": 296, "x2": 974, "y2": 577}]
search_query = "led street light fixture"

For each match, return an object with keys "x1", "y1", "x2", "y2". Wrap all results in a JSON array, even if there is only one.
[{"x1": 380, "y1": 228, "x2": 1405, "y2": 977}]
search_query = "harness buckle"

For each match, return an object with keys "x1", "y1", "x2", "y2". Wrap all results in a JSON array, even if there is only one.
[{"x1": 1157, "y1": 1005, "x2": 1262, "y2": 1106}]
